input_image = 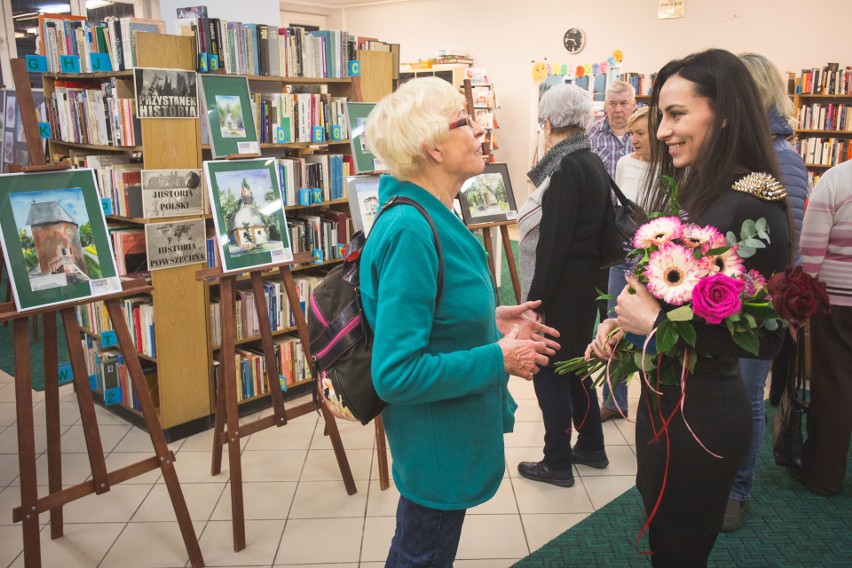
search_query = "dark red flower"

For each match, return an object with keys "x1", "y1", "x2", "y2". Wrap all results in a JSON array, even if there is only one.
[{"x1": 767, "y1": 267, "x2": 830, "y2": 335}]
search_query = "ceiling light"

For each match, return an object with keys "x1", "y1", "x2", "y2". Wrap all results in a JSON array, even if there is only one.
[
  {"x1": 38, "y1": 4, "x2": 72, "y2": 14},
  {"x1": 86, "y1": 1, "x2": 114, "y2": 8}
]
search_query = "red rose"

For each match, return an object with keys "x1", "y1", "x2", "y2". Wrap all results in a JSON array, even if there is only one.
[{"x1": 767, "y1": 267, "x2": 831, "y2": 333}]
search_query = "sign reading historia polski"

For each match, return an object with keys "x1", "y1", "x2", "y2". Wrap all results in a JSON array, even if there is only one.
[
  {"x1": 141, "y1": 169, "x2": 204, "y2": 218},
  {"x1": 144, "y1": 218, "x2": 206, "y2": 270},
  {"x1": 133, "y1": 68, "x2": 198, "y2": 119}
]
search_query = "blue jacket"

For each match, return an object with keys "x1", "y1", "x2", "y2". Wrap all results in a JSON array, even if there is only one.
[
  {"x1": 768, "y1": 108, "x2": 809, "y2": 264},
  {"x1": 360, "y1": 176, "x2": 514, "y2": 510}
]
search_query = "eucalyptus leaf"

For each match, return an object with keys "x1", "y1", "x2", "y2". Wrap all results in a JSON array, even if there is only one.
[
  {"x1": 738, "y1": 245, "x2": 756, "y2": 258},
  {"x1": 755, "y1": 217, "x2": 767, "y2": 233},
  {"x1": 740, "y1": 219, "x2": 756, "y2": 241},
  {"x1": 764, "y1": 318, "x2": 779, "y2": 331},
  {"x1": 726, "y1": 231, "x2": 738, "y2": 246},
  {"x1": 667, "y1": 305, "x2": 694, "y2": 321},
  {"x1": 744, "y1": 238, "x2": 766, "y2": 249}
]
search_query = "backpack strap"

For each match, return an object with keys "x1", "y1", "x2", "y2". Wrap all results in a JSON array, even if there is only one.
[{"x1": 375, "y1": 195, "x2": 445, "y2": 308}]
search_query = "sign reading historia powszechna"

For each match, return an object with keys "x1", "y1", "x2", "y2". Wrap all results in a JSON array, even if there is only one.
[
  {"x1": 141, "y1": 169, "x2": 204, "y2": 218},
  {"x1": 133, "y1": 68, "x2": 198, "y2": 119},
  {"x1": 144, "y1": 218, "x2": 206, "y2": 270}
]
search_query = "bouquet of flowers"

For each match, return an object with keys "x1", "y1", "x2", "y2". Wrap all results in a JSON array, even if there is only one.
[{"x1": 556, "y1": 182, "x2": 829, "y2": 394}]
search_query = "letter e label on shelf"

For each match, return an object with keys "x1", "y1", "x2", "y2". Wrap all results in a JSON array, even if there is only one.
[{"x1": 312, "y1": 126, "x2": 325, "y2": 143}]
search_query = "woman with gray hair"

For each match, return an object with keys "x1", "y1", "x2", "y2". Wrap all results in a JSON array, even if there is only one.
[
  {"x1": 360, "y1": 77, "x2": 560, "y2": 567},
  {"x1": 516, "y1": 83, "x2": 610, "y2": 487}
]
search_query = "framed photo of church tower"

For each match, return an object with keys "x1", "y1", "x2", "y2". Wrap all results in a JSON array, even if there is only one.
[
  {"x1": 204, "y1": 158, "x2": 292, "y2": 272},
  {"x1": 0, "y1": 169, "x2": 122, "y2": 311},
  {"x1": 198, "y1": 74, "x2": 259, "y2": 158}
]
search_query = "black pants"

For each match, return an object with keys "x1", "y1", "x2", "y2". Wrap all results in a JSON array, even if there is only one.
[
  {"x1": 533, "y1": 366, "x2": 604, "y2": 469},
  {"x1": 803, "y1": 307, "x2": 852, "y2": 493},
  {"x1": 636, "y1": 362, "x2": 751, "y2": 567}
]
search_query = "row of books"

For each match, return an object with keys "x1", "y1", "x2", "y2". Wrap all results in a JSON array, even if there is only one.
[
  {"x1": 212, "y1": 333, "x2": 311, "y2": 402},
  {"x1": 253, "y1": 92, "x2": 349, "y2": 145},
  {"x1": 797, "y1": 103, "x2": 852, "y2": 132},
  {"x1": 87, "y1": 156, "x2": 143, "y2": 218},
  {"x1": 80, "y1": 336, "x2": 159, "y2": 412},
  {"x1": 74, "y1": 296, "x2": 156, "y2": 358},
  {"x1": 208, "y1": 275, "x2": 320, "y2": 345},
  {"x1": 37, "y1": 13, "x2": 165, "y2": 73},
  {"x1": 796, "y1": 136, "x2": 852, "y2": 167},
  {"x1": 793, "y1": 64, "x2": 852, "y2": 95},
  {"x1": 109, "y1": 226, "x2": 147, "y2": 276},
  {"x1": 289, "y1": 213, "x2": 351, "y2": 262},
  {"x1": 621, "y1": 72, "x2": 654, "y2": 97},
  {"x1": 279, "y1": 154, "x2": 350, "y2": 205},
  {"x1": 47, "y1": 77, "x2": 141, "y2": 147}
]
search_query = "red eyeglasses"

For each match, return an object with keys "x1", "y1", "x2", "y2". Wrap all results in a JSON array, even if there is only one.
[{"x1": 448, "y1": 114, "x2": 474, "y2": 130}]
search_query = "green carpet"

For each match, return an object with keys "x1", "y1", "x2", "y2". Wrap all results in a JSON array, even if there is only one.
[
  {"x1": 0, "y1": 272, "x2": 68, "y2": 390},
  {"x1": 515, "y1": 402, "x2": 852, "y2": 567}
]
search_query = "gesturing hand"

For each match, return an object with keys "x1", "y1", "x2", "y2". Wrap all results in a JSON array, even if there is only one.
[
  {"x1": 614, "y1": 276, "x2": 661, "y2": 335},
  {"x1": 585, "y1": 318, "x2": 623, "y2": 361},
  {"x1": 496, "y1": 300, "x2": 561, "y2": 354},
  {"x1": 498, "y1": 324, "x2": 552, "y2": 381}
]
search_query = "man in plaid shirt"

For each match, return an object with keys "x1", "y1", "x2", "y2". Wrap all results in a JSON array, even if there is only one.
[{"x1": 587, "y1": 81, "x2": 637, "y2": 177}]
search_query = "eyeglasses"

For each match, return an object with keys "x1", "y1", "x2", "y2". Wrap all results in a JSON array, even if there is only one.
[{"x1": 449, "y1": 113, "x2": 474, "y2": 130}]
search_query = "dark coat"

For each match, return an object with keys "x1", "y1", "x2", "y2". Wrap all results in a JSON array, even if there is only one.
[
  {"x1": 767, "y1": 108, "x2": 809, "y2": 262},
  {"x1": 526, "y1": 149, "x2": 610, "y2": 363}
]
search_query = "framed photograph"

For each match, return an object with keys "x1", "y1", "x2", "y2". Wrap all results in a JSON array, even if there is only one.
[
  {"x1": 140, "y1": 169, "x2": 204, "y2": 218},
  {"x1": 198, "y1": 75, "x2": 259, "y2": 158},
  {"x1": 133, "y1": 68, "x2": 198, "y2": 119},
  {"x1": 346, "y1": 175, "x2": 381, "y2": 235},
  {"x1": 345, "y1": 102, "x2": 384, "y2": 174},
  {"x1": 457, "y1": 162, "x2": 518, "y2": 226},
  {"x1": 0, "y1": 169, "x2": 122, "y2": 312},
  {"x1": 204, "y1": 158, "x2": 292, "y2": 272}
]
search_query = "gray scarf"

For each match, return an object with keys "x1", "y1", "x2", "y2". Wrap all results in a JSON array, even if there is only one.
[{"x1": 527, "y1": 133, "x2": 592, "y2": 187}]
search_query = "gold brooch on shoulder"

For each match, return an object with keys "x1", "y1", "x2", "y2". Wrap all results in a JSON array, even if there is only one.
[{"x1": 731, "y1": 172, "x2": 788, "y2": 202}]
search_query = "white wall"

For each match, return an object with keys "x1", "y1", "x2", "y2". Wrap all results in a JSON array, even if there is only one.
[
  {"x1": 158, "y1": 0, "x2": 280, "y2": 34},
  {"x1": 330, "y1": 0, "x2": 852, "y2": 201}
]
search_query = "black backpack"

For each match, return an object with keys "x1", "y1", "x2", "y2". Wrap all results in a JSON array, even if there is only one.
[{"x1": 308, "y1": 196, "x2": 443, "y2": 424}]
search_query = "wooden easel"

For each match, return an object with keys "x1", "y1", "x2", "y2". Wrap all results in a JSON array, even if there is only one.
[
  {"x1": 3, "y1": 58, "x2": 203, "y2": 567},
  {"x1": 467, "y1": 219, "x2": 522, "y2": 304},
  {"x1": 196, "y1": 253, "x2": 389, "y2": 552},
  {"x1": 1, "y1": 280, "x2": 205, "y2": 568}
]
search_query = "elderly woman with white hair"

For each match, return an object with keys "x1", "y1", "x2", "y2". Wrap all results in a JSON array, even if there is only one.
[
  {"x1": 516, "y1": 83, "x2": 610, "y2": 487},
  {"x1": 360, "y1": 77, "x2": 560, "y2": 567}
]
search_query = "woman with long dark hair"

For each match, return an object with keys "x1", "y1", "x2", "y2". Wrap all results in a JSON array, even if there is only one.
[{"x1": 589, "y1": 49, "x2": 793, "y2": 566}]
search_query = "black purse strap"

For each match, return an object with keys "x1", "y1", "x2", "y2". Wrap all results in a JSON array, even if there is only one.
[
  {"x1": 790, "y1": 327, "x2": 809, "y2": 409},
  {"x1": 608, "y1": 175, "x2": 632, "y2": 207},
  {"x1": 374, "y1": 195, "x2": 444, "y2": 309}
]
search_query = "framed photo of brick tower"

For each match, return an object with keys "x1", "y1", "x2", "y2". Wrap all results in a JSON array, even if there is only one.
[{"x1": 0, "y1": 169, "x2": 122, "y2": 311}]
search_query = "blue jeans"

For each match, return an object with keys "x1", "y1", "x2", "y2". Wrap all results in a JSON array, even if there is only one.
[
  {"x1": 386, "y1": 495, "x2": 466, "y2": 567},
  {"x1": 601, "y1": 263, "x2": 629, "y2": 411},
  {"x1": 730, "y1": 358, "x2": 772, "y2": 501}
]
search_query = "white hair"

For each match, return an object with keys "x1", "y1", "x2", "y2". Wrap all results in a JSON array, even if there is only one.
[{"x1": 538, "y1": 84, "x2": 593, "y2": 130}]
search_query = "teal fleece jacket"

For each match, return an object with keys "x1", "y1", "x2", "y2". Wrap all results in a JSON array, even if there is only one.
[{"x1": 360, "y1": 175, "x2": 516, "y2": 510}]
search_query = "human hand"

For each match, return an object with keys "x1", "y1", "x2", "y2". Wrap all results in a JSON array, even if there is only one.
[
  {"x1": 496, "y1": 300, "x2": 561, "y2": 354},
  {"x1": 498, "y1": 324, "x2": 552, "y2": 381},
  {"x1": 614, "y1": 276, "x2": 661, "y2": 335},
  {"x1": 585, "y1": 318, "x2": 623, "y2": 360}
]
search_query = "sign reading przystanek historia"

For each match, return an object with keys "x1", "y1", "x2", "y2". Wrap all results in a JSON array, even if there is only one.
[
  {"x1": 141, "y1": 169, "x2": 204, "y2": 218},
  {"x1": 144, "y1": 218, "x2": 206, "y2": 270},
  {"x1": 134, "y1": 68, "x2": 198, "y2": 119}
]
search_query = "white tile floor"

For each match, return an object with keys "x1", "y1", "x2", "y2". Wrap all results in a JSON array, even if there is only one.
[{"x1": 0, "y1": 368, "x2": 640, "y2": 567}]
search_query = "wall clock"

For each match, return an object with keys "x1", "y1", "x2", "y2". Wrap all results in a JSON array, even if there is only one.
[{"x1": 563, "y1": 28, "x2": 586, "y2": 54}]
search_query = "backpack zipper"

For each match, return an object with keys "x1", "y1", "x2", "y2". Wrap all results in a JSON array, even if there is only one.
[{"x1": 313, "y1": 314, "x2": 362, "y2": 362}]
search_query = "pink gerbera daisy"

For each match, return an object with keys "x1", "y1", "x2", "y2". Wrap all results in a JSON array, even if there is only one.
[
  {"x1": 644, "y1": 244, "x2": 703, "y2": 306},
  {"x1": 699, "y1": 244, "x2": 746, "y2": 279},
  {"x1": 633, "y1": 216, "x2": 684, "y2": 249},
  {"x1": 681, "y1": 224, "x2": 724, "y2": 250}
]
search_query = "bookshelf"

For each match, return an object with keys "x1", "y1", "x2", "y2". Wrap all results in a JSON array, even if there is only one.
[
  {"x1": 791, "y1": 65, "x2": 852, "y2": 184},
  {"x1": 43, "y1": 32, "x2": 211, "y2": 439},
  {"x1": 399, "y1": 62, "x2": 470, "y2": 88}
]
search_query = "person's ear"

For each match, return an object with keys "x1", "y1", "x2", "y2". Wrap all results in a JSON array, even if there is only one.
[{"x1": 422, "y1": 141, "x2": 443, "y2": 163}]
